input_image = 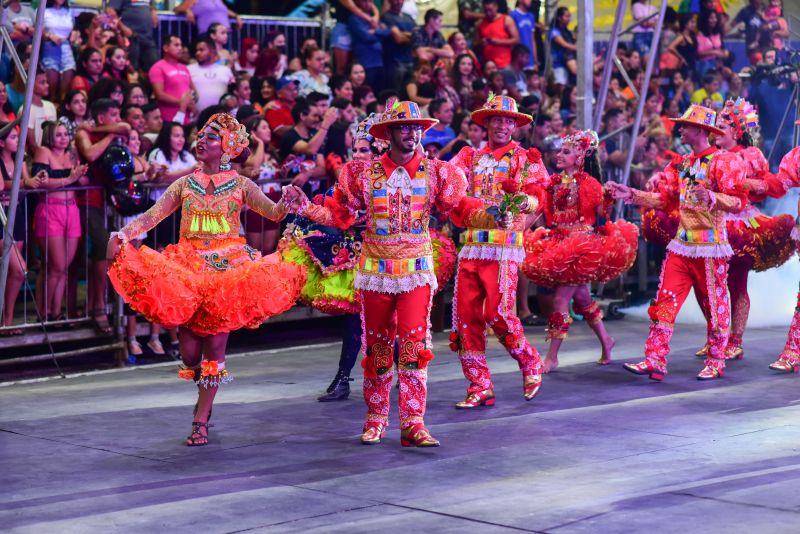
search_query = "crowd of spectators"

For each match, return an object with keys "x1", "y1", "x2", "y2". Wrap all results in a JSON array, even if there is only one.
[{"x1": 0, "y1": 0, "x2": 795, "y2": 345}]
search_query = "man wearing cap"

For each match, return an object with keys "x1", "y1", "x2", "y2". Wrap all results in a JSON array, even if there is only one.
[
  {"x1": 607, "y1": 104, "x2": 746, "y2": 381},
  {"x1": 284, "y1": 99, "x2": 498, "y2": 447},
  {"x1": 265, "y1": 76, "x2": 300, "y2": 147},
  {"x1": 448, "y1": 94, "x2": 548, "y2": 409}
]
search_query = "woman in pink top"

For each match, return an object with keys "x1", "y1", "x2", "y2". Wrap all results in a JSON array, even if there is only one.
[{"x1": 695, "y1": 9, "x2": 728, "y2": 80}]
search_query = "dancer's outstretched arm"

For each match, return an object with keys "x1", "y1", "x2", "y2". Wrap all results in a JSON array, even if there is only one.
[
  {"x1": 606, "y1": 181, "x2": 666, "y2": 210},
  {"x1": 288, "y1": 161, "x2": 366, "y2": 229},
  {"x1": 107, "y1": 177, "x2": 184, "y2": 258},
  {"x1": 241, "y1": 177, "x2": 288, "y2": 222}
]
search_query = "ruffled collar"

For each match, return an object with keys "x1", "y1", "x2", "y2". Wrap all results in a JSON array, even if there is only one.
[
  {"x1": 380, "y1": 151, "x2": 423, "y2": 178},
  {"x1": 687, "y1": 145, "x2": 717, "y2": 164},
  {"x1": 479, "y1": 140, "x2": 518, "y2": 161}
]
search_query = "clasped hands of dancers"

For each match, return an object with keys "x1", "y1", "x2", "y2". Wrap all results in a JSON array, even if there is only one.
[{"x1": 106, "y1": 95, "x2": 800, "y2": 448}]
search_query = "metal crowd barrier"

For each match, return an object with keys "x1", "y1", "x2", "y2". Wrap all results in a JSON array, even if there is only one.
[
  {"x1": 69, "y1": 7, "x2": 324, "y2": 61},
  {"x1": 155, "y1": 13, "x2": 323, "y2": 61},
  {"x1": 0, "y1": 185, "x2": 126, "y2": 367}
]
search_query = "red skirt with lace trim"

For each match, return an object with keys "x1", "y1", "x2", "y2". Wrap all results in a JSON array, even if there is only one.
[
  {"x1": 522, "y1": 221, "x2": 639, "y2": 287},
  {"x1": 728, "y1": 213, "x2": 795, "y2": 272},
  {"x1": 640, "y1": 207, "x2": 679, "y2": 248},
  {"x1": 109, "y1": 238, "x2": 307, "y2": 336}
]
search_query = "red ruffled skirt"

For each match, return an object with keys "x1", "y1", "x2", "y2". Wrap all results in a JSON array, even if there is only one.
[
  {"x1": 727, "y1": 213, "x2": 795, "y2": 272},
  {"x1": 431, "y1": 228, "x2": 457, "y2": 291},
  {"x1": 109, "y1": 237, "x2": 307, "y2": 336},
  {"x1": 522, "y1": 221, "x2": 639, "y2": 287},
  {"x1": 640, "y1": 207, "x2": 679, "y2": 248}
]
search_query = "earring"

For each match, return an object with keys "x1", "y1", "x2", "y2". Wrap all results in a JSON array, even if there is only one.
[{"x1": 220, "y1": 153, "x2": 231, "y2": 171}]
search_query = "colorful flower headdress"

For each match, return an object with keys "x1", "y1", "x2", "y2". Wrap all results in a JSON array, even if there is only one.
[
  {"x1": 562, "y1": 129, "x2": 599, "y2": 155},
  {"x1": 352, "y1": 113, "x2": 389, "y2": 153},
  {"x1": 720, "y1": 97, "x2": 759, "y2": 140},
  {"x1": 353, "y1": 113, "x2": 379, "y2": 143},
  {"x1": 204, "y1": 112, "x2": 249, "y2": 168}
]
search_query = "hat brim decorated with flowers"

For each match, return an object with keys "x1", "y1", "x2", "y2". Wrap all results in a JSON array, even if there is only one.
[
  {"x1": 471, "y1": 93, "x2": 533, "y2": 127},
  {"x1": 670, "y1": 104, "x2": 723, "y2": 136},
  {"x1": 368, "y1": 99, "x2": 438, "y2": 141}
]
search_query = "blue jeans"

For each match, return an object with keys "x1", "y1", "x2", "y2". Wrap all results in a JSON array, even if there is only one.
[{"x1": 632, "y1": 32, "x2": 653, "y2": 56}]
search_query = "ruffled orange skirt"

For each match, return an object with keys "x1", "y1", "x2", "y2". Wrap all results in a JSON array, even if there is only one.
[
  {"x1": 522, "y1": 221, "x2": 639, "y2": 287},
  {"x1": 109, "y1": 237, "x2": 307, "y2": 336},
  {"x1": 728, "y1": 213, "x2": 795, "y2": 272}
]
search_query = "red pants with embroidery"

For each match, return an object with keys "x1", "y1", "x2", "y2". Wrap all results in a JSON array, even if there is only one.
[
  {"x1": 645, "y1": 253, "x2": 730, "y2": 373},
  {"x1": 453, "y1": 259, "x2": 541, "y2": 394},
  {"x1": 779, "y1": 283, "x2": 800, "y2": 365},
  {"x1": 695, "y1": 256, "x2": 749, "y2": 349},
  {"x1": 361, "y1": 285, "x2": 432, "y2": 430}
]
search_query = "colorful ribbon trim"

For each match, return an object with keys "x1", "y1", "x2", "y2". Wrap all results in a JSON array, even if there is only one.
[
  {"x1": 677, "y1": 228, "x2": 728, "y2": 244},
  {"x1": 371, "y1": 160, "x2": 429, "y2": 236},
  {"x1": 461, "y1": 229, "x2": 523, "y2": 246},
  {"x1": 359, "y1": 255, "x2": 433, "y2": 275}
]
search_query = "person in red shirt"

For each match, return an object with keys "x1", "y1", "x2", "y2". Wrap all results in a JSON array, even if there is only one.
[
  {"x1": 148, "y1": 34, "x2": 196, "y2": 125},
  {"x1": 475, "y1": 0, "x2": 520, "y2": 69},
  {"x1": 70, "y1": 48, "x2": 104, "y2": 94},
  {"x1": 265, "y1": 76, "x2": 299, "y2": 148}
]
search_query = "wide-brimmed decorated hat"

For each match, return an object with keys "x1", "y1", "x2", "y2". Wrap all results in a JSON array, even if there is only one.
[
  {"x1": 670, "y1": 104, "x2": 723, "y2": 136},
  {"x1": 471, "y1": 93, "x2": 533, "y2": 127},
  {"x1": 368, "y1": 99, "x2": 438, "y2": 141},
  {"x1": 717, "y1": 97, "x2": 759, "y2": 140}
]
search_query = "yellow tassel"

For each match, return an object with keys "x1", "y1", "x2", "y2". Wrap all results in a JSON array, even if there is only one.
[
  {"x1": 190, "y1": 215, "x2": 199, "y2": 232},
  {"x1": 220, "y1": 217, "x2": 230, "y2": 233}
]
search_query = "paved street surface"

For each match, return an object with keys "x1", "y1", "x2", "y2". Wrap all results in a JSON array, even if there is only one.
[{"x1": 2, "y1": 318, "x2": 800, "y2": 533}]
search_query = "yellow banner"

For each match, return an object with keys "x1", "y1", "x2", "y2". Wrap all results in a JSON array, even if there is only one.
[{"x1": 415, "y1": 0, "x2": 749, "y2": 32}]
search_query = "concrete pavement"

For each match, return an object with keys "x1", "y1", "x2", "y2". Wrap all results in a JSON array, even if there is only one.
[{"x1": 2, "y1": 318, "x2": 800, "y2": 533}]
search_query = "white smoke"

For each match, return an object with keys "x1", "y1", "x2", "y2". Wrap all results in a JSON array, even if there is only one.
[{"x1": 624, "y1": 189, "x2": 799, "y2": 327}]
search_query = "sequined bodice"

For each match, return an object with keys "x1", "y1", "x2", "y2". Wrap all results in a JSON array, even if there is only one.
[
  {"x1": 119, "y1": 170, "x2": 287, "y2": 244},
  {"x1": 552, "y1": 176, "x2": 581, "y2": 226}
]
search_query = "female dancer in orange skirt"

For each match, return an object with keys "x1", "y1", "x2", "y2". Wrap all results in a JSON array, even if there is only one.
[
  {"x1": 107, "y1": 113, "x2": 306, "y2": 446},
  {"x1": 523, "y1": 130, "x2": 638, "y2": 372}
]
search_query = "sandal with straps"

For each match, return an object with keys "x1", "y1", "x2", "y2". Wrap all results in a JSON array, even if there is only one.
[
  {"x1": 91, "y1": 309, "x2": 113, "y2": 335},
  {"x1": 186, "y1": 422, "x2": 210, "y2": 446},
  {"x1": 193, "y1": 401, "x2": 213, "y2": 425}
]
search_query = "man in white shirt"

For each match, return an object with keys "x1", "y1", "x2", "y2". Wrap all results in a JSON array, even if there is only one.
[
  {"x1": 22, "y1": 71, "x2": 58, "y2": 153},
  {"x1": 187, "y1": 36, "x2": 234, "y2": 114}
]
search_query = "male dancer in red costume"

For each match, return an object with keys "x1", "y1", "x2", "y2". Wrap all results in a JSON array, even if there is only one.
[
  {"x1": 694, "y1": 98, "x2": 794, "y2": 360},
  {"x1": 284, "y1": 100, "x2": 497, "y2": 446},
  {"x1": 607, "y1": 105, "x2": 746, "y2": 380},
  {"x1": 448, "y1": 95, "x2": 547, "y2": 408}
]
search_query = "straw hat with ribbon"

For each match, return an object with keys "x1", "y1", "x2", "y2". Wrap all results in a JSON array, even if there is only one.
[
  {"x1": 368, "y1": 98, "x2": 438, "y2": 141},
  {"x1": 670, "y1": 104, "x2": 723, "y2": 136},
  {"x1": 471, "y1": 93, "x2": 533, "y2": 128}
]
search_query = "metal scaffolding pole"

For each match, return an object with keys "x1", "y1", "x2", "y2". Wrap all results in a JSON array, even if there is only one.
[
  {"x1": 0, "y1": 2, "x2": 46, "y2": 321},
  {"x1": 593, "y1": 0, "x2": 628, "y2": 131},
  {"x1": 615, "y1": 0, "x2": 668, "y2": 219},
  {"x1": 576, "y1": 0, "x2": 593, "y2": 129}
]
